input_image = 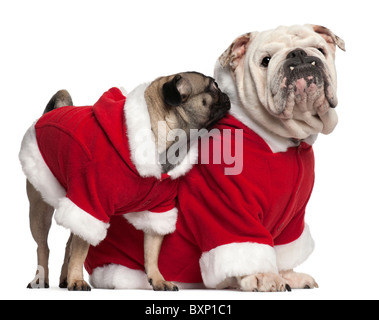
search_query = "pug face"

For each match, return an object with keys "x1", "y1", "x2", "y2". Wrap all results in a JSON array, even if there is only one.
[
  {"x1": 216, "y1": 24, "x2": 345, "y2": 140},
  {"x1": 144, "y1": 72, "x2": 231, "y2": 172},
  {"x1": 162, "y1": 72, "x2": 231, "y2": 130}
]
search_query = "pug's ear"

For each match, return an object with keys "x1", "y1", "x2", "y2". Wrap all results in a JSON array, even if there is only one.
[
  {"x1": 162, "y1": 75, "x2": 191, "y2": 107},
  {"x1": 219, "y1": 32, "x2": 256, "y2": 70},
  {"x1": 312, "y1": 25, "x2": 346, "y2": 55}
]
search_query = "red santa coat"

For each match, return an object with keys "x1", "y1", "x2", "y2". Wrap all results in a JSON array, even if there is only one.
[
  {"x1": 84, "y1": 113, "x2": 316, "y2": 288},
  {"x1": 19, "y1": 84, "x2": 182, "y2": 246}
]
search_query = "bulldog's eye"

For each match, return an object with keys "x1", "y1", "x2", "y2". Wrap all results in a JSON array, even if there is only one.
[
  {"x1": 318, "y1": 48, "x2": 326, "y2": 56},
  {"x1": 261, "y1": 56, "x2": 271, "y2": 68}
]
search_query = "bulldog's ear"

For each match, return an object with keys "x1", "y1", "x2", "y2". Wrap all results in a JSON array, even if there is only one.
[
  {"x1": 162, "y1": 75, "x2": 191, "y2": 107},
  {"x1": 219, "y1": 32, "x2": 254, "y2": 70},
  {"x1": 313, "y1": 25, "x2": 346, "y2": 54}
]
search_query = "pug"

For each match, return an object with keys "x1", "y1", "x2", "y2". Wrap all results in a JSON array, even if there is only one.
[{"x1": 19, "y1": 72, "x2": 230, "y2": 291}]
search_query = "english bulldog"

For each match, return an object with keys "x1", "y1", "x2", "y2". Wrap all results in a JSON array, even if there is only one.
[
  {"x1": 215, "y1": 24, "x2": 345, "y2": 150},
  {"x1": 82, "y1": 24, "x2": 345, "y2": 292},
  {"x1": 19, "y1": 72, "x2": 230, "y2": 291},
  {"x1": 211, "y1": 24, "x2": 345, "y2": 290}
]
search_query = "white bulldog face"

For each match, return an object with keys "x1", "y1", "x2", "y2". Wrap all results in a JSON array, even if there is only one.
[{"x1": 216, "y1": 24, "x2": 345, "y2": 140}]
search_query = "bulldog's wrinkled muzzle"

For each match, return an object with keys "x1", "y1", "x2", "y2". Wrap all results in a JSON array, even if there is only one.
[
  {"x1": 268, "y1": 48, "x2": 339, "y2": 138},
  {"x1": 284, "y1": 49, "x2": 325, "y2": 92}
]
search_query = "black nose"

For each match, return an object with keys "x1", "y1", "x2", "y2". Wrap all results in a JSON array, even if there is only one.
[
  {"x1": 285, "y1": 48, "x2": 320, "y2": 74},
  {"x1": 286, "y1": 48, "x2": 308, "y2": 62}
]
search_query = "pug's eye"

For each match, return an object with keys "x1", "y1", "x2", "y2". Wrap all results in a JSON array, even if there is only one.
[
  {"x1": 318, "y1": 48, "x2": 326, "y2": 56},
  {"x1": 261, "y1": 56, "x2": 271, "y2": 68}
]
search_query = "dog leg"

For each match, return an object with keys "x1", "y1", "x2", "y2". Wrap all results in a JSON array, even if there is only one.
[
  {"x1": 59, "y1": 233, "x2": 73, "y2": 288},
  {"x1": 27, "y1": 180, "x2": 54, "y2": 289},
  {"x1": 144, "y1": 233, "x2": 178, "y2": 291},
  {"x1": 238, "y1": 273, "x2": 288, "y2": 292},
  {"x1": 280, "y1": 269, "x2": 319, "y2": 289},
  {"x1": 67, "y1": 235, "x2": 91, "y2": 291}
]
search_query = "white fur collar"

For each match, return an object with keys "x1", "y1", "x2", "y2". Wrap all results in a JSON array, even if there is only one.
[
  {"x1": 214, "y1": 61, "x2": 317, "y2": 153},
  {"x1": 123, "y1": 83, "x2": 198, "y2": 179}
]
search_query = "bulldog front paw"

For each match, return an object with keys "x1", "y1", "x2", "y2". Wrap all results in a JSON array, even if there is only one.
[
  {"x1": 149, "y1": 278, "x2": 179, "y2": 291},
  {"x1": 238, "y1": 273, "x2": 289, "y2": 292},
  {"x1": 280, "y1": 270, "x2": 319, "y2": 289},
  {"x1": 67, "y1": 279, "x2": 91, "y2": 291}
]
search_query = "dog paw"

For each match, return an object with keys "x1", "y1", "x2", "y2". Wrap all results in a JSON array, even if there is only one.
[
  {"x1": 59, "y1": 278, "x2": 68, "y2": 289},
  {"x1": 280, "y1": 270, "x2": 319, "y2": 289},
  {"x1": 238, "y1": 273, "x2": 288, "y2": 292},
  {"x1": 67, "y1": 280, "x2": 91, "y2": 291},
  {"x1": 27, "y1": 279, "x2": 49, "y2": 289},
  {"x1": 149, "y1": 278, "x2": 179, "y2": 291}
]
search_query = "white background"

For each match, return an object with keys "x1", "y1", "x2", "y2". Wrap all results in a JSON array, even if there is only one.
[{"x1": 1, "y1": 0, "x2": 378, "y2": 300}]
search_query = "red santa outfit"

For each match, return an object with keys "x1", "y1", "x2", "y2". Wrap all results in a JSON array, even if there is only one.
[
  {"x1": 84, "y1": 112, "x2": 316, "y2": 289},
  {"x1": 19, "y1": 83, "x2": 196, "y2": 246}
]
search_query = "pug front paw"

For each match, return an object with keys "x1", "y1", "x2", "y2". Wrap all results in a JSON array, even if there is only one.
[
  {"x1": 67, "y1": 279, "x2": 92, "y2": 291},
  {"x1": 149, "y1": 278, "x2": 179, "y2": 291}
]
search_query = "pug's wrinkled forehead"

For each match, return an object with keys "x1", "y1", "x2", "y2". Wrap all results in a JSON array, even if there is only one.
[
  {"x1": 175, "y1": 72, "x2": 217, "y2": 95},
  {"x1": 161, "y1": 72, "x2": 220, "y2": 108}
]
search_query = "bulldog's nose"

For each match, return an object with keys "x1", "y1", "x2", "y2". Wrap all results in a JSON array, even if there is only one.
[
  {"x1": 286, "y1": 49, "x2": 308, "y2": 62},
  {"x1": 286, "y1": 48, "x2": 319, "y2": 73}
]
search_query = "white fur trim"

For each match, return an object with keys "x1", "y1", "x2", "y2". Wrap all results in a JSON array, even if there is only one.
[
  {"x1": 90, "y1": 264, "x2": 205, "y2": 290},
  {"x1": 124, "y1": 208, "x2": 178, "y2": 235},
  {"x1": 214, "y1": 60, "x2": 318, "y2": 153},
  {"x1": 167, "y1": 139, "x2": 199, "y2": 179},
  {"x1": 19, "y1": 124, "x2": 66, "y2": 208},
  {"x1": 200, "y1": 242, "x2": 278, "y2": 289},
  {"x1": 275, "y1": 224, "x2": 315, "y2": 271},
  {"x1": 124, "y1": 82, "x2": 162, "y2": 179},
  {"x1": 124, "y1": 82, "x2": 199, "y2": 179},
  {"x1": 90, "y1": 264, "x2": 150, "y2": 289},
  {"x1": 55, "y1": 197, "x2": 109, "y2": 246}
]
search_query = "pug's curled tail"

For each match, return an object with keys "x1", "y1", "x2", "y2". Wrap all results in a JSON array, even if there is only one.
[{"x1": 43, "y1": 89, "x2": 73, "y2": 114}]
